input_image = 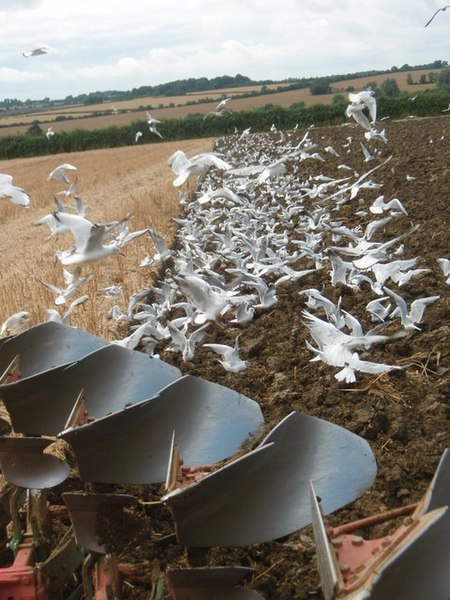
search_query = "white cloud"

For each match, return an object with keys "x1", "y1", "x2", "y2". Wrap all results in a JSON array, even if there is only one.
[{"x1": 0, "y1": 0, "x2": 448, "y2": 100}]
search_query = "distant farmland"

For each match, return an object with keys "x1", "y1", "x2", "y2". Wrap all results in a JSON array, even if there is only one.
[{"x1": 0, "y1": 68, "x2": 443, "y2": 138}]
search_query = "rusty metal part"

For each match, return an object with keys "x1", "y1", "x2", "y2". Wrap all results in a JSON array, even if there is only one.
[
  {"x1": 166, "y1": 566, "x2": 264, "y2": 600},
  {"x1": 312, "y1": 448, "x2": 449, "y2": 599},
  {"x1": 0, "y1": 529, "x2": 48, "y2": 599},
  {"x1": 92, "y1": 553, "x2": 121, "y2": 600},
  {"x1": 62, "y1": 492, "x2": 137, "y2": 554},
  {"x1": 362, "y1": 447, "x2": 450, "y2": 600},
  {"x1": 0, "y1": 437, "x2": 69, "y2": 489},
  {"x1": 164, "y1": 411, "x2": 377, "y2": 546},
  {"x1": 0, "y1": 322, "x2": 107, "y2": 381},
  {"x1": 0, "y1": 344, "x2": 181, "y2": 436},
  {"x1": 59, "y1": 375, "x2": 264, "y2": 485}
]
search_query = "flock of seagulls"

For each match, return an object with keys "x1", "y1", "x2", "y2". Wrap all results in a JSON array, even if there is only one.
[{"x1": 1, "y1": 89, "x2": 448, "y2": 387}]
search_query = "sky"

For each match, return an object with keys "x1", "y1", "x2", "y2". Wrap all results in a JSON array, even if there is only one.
[{"x1": 0, "y1": 0, "x2": 448, "y2": 101}]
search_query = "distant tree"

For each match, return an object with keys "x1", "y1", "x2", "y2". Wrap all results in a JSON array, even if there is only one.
[
  {"x1": 428, "y1": 72, "x2": 437, "y2": 83},
  {"x1": 380, "y1": 78, "x2": 401, "y2": 97},
  {"x1": 406, "y1": 74, "x2": 414, "y2": 85},
  {"x1": 310, "y1": 79, "x2": 332, "y2": 95},
  {"x1": 437, "y1": 69, "x2": 450, "y2": 93},
  {"x1": 26, "y1": 121, "x2": 43, "y2": 135},
  {"x1": 346, "y1": 85, "x2": 355, "y2": 92},
  {"x1": 332, "y1": 94, "x2": 346, "y2": 104},
  {"x1": 419, "y1": 74, "x2": 428, "y2": 84}
]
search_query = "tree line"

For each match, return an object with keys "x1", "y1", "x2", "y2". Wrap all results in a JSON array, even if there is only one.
[
  {"x1": 0, "y1": 88, "x2": 449, "y2": 160},
  {"x1": 2, "y1": 59, "x2": 448, "y2": 110}
]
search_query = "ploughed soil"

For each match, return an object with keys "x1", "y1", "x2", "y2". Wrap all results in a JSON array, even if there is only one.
[
  {"x1": 2, "y1": 115, "x2": 450, "y2": 598},
  {"x1": 118, "y1": 115, "x2": 449, "y2": 599}
]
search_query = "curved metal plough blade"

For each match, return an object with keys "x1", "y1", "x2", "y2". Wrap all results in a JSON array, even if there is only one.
[
  {"x1": 62, "y1": 492, "x2": 137, "y2": 554},
  {"x1": 163, "y1": 410, "x2": 377, "y2": 546},
  {"x1": 0, "y1": 344, "x2": 181, "y2": 436},
  {"x1": 59, "y1": 374, "x2": 264, "y2": 484},
  {"x1": 0, "y1": 437, "x2": 69, "y2": 489},
  {"x1": 0, "y1": 322, "x2": 107, "y2": 381}
]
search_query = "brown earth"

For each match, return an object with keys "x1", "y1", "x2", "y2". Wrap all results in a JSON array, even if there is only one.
[
  {"x1": 120, "y1": 116, "x2": 450, "y2": 599},
  {"x1": 156, "y1": 117, "x2": 449, "y2": 599},
  {"x1": 0, "y1": 115, "x2": 449, "y2": 598}
]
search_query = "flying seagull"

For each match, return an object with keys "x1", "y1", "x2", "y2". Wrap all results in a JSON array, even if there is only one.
[
  {"x1": 204, "y1": 335, "x2": 249, "y2": 373},
  {"x1": 1, "y1": 311, "x2": 30, "y2": 336},
  {"x1": 424, "y1": 5, "x2": 450, "y2": 26},
  {"x1": 53, "y1": 213, "x2": 125, "y2": 265},
  {"x1": 48, "y1": 163, "x2": 77, "y2": 184},
  {"x1": 0, "y1": 174, "x2": 30, "y2": 207},
  {"x1": 23, "y1": 46, "x2": 50, "y2": 58}
]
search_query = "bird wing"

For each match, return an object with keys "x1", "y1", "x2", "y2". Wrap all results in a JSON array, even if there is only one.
[
  {"x1": 84, "y1": 225, "x2": 109, "y2": 253},
  {"x1": 346, "y1": 105, "x2": 372, "y2": 131},
  {"x1": 168, "y1": 150, "x2": 190, "y2": 175},
  {"x1": 48, "y1": 163, "x2": 77, "y2": 183},
  {"x1": 203, "y1": 343, "x2": 233, "y2": 359},
  {"x1": 55, "y1": 212, "x2": 95, "y2": 250},
  {"x1": 409, "y1": 296, "x2": 440, "y2": 324},
  {"x1": 424, "y1": 6, "x2": 449, "y2": 27}
]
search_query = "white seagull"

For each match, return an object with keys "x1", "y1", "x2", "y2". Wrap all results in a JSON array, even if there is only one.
[
  {"x1": 384, "y1": 288, "x2": 440, "y2": 330},
  {"x1": 39, "y1": 266, "x2": 93, "y2": 305},
  {"x1": 23, "y1": 46, "x2": 50, "y2": 58},
  {"x1": 53, "y1": 213, "x2": 125, "y2": 265},
  {"x1": 168, "y1": 150, "x2": 231, "y2": 187},
  {"x1": 1, "y1": 311, "x2": 30, "y2": 336},
  {"x1": 48, "y1": 163, "x2": 77, "y2": 184},
  {"x1": 424, "y1": 5, "x2": 450, "y2": 26},
  {"x1": 46, "y1": 295, "x2": 89, "y2": 325},
  {"x1": 306, "y1": 341, "x2": 401, "y2": 384},
  {"x1": 436, "y1": 258, "x2": 450, "y2": 284},
  {"x1": 203, "y1": 335, "x2": 249, "y2": 373},
  {"x1": 0, "y1": 174, "x2": 30, "y2": 207}
]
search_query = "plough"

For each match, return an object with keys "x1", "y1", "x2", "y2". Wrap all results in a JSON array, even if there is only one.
[{"x1": 0, "y1": 323, "x2": 447, "y2": 599}]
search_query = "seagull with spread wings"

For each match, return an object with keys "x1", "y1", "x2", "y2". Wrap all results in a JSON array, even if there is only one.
[
  {"x1": 0, "y1": 174, "x2": 30, "y2": 207},
  {"x1": 424, "y1": 5, "x2": 450, "y2": 26},
  {"x1": 23, "y1": 46, "x2": 50, "y2": 58},
  {"x1": 53, "y1": 213, "x2": 125, "y2": 265}
]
